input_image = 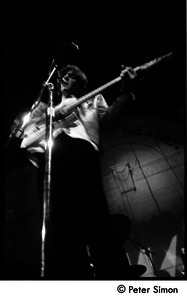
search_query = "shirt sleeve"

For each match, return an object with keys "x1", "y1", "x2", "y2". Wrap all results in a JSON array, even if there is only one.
[
  {"x1": 99, "y1": 92, "x2": 135, "y2": 131},
  {"x1": 93, "y1": 94, "x2": 109, "y2": 118}
]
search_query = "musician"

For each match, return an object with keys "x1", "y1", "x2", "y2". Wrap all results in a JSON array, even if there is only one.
[{"x1": 6, "y1": 64, "x2": 144, "y2": 279}]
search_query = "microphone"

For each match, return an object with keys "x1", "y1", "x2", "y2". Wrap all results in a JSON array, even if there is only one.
[
  {"x1": 71, "y1": 42, "x2": 79, "y2": 51},
  {"x1": 55, "y1": 41, "x2": 80, "y2": 79},
  {"x1": 53, "y1": 41, "x2": 80, "y2": 69},
  {"x1": 57, "y1": 40, "x2": 79, "y2": 54}
]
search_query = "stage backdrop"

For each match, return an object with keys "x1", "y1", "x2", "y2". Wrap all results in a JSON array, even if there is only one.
[{"x1": 100, "y1": 117, "x2": 184, "y2": 277}]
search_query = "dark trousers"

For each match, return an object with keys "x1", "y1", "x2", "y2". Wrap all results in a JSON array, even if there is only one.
[
  {"x1": 39, "y1": 133, "x2": 130, "y2": 279},
  {"x1": 5, "y1": 134, "x2": 131, "y2": 279}
]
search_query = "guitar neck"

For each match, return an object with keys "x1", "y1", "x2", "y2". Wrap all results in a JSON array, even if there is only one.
[
  {"x1": 65, "y1": 76, "x2": 121, "y2": 114},
  {"x1": 55, "y1": 52, "x2": 173, "y2": 117}
]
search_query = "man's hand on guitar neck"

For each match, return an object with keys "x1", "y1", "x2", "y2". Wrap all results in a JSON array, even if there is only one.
[
  {"x1": 120, "y1": 66, "x2": 137, "y2": 79},
  {"x1": 120, "y1": 66, "x2": 138, "y2": 93}
]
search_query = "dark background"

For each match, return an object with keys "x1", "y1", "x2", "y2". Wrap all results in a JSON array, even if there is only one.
[
  {"x1": 3, "y1": 0, "x2": 186, "y2": 280},
  {"x1": 4, "y1": 1, "x2": 186, "y2": 139}
]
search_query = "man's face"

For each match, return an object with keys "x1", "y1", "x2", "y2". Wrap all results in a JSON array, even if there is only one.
[{"x1": 59, "y1": 71, "x2": 77, "y2": 92}]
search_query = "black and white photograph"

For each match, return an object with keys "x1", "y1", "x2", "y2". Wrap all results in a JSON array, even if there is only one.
[{"x1": 4, "y1": 0, "x2": 186, "y2": 294}]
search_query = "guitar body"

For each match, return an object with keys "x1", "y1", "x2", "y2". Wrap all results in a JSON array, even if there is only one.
[{"x1": 21, "y1": 112, "x2": 78, "y2": 148}]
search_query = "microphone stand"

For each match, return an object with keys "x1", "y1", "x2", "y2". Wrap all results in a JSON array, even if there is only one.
[
  {"x1": 31, "y1": 59, "x2": 57, "y2": 112},
  {"x1": 40, "y1": 61, "x2": 58, "y2": 278},
  {"x1": 40, "y1": 83, "x2": 55, "y2": 278},
  {"x1": 128, "y1": 237, "x2": 158, "y2": 277}
]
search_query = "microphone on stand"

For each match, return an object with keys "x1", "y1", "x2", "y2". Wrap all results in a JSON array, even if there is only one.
[
  {"x1": 71, "y1": 42, "x2": 79, "y2": 51},
  {"x1": 55, "y1": 41, "x2": 80, "y2": 79},
  {"x1": 55, "y1": 40, "x2": 80, "y2": 64},
  {"x1": 31, "y1": 41, "x2": 80, "y2": 112}
]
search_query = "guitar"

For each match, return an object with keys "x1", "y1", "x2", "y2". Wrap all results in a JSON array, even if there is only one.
[{"x1": 21, "y1": 52, "x2": 173, "y2": 148}]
